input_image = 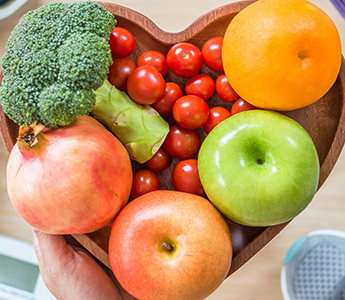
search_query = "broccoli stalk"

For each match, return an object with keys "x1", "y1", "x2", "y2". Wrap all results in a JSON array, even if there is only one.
[{"x1": 92, "y1": 80, "x2": 170, "y2": 164}]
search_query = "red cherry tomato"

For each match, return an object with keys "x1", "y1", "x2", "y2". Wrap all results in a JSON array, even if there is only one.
[
  {"x1": 163, "y1": 124, "x2": 201, "y2": 160},
  {"x1": 109, "y1": 27, "x2": 135, "y2": 58},
  {"x1": 107, "y1": 58, "x2": 136, "y2": 92},
  {"x1": 166, "y1": 43, "x2": 203, "y2": 78},
  {"x1": 145, "y1": 148, "x2": 170, "y2": 173},
  {"x1": 151, "y1": 82, "x2": 184, "y2": 117},
  {"x1": 201, "y1": 37, "x2": 224, "y2": 72},
  {"x1": 231, "y1": 98, "x2": 259, "y2": 115},
  {"x1": 216, "y1": 73, "x2": 239, "y2": 102},
  {"x1": 137, "y1": 51, "x2": 168, "y2": 77},
  {"x1": 173, "y1": 95, "x2": 209, "y2": 130},
  {"x1": 172, "y1": 159, "x2": 205, "y2": 196},
  {"x1": 203, "y1": 106, "x2": 232, "y2": 134},
  {"x1": 185, "y1": 74, "x2": 215, "y2": 101},
  {"x1": 127, "y1": 65, "x2": 166, "y2": 105},
  {"x1": 130, "y1": 169, "x2": 160, "y2": 200}
]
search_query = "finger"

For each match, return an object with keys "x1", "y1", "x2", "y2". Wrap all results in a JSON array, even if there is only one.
[
  {"x1": 32, "y1": 228, "x2": 75, "y2": 273},
  {"x1": 32, "y1": 228, "x2": 67, "y2": 259}
]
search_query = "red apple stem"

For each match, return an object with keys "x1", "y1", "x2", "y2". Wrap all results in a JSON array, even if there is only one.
[{"x1": 162, "y1": 242, "x2": 173, "y2": 252}]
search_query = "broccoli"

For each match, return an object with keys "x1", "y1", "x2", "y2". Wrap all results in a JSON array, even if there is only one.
[
  {"x1": 92, "y1": 80, "x2": 170, "y2": 164},
  {"x1": 0, "y1": 1, "x2": 117, "y2": 128}
]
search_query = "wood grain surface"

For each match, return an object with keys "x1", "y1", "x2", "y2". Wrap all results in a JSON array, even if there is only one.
[{"x1": 1, "y1": 1, "x2": 345, "y2": 277}]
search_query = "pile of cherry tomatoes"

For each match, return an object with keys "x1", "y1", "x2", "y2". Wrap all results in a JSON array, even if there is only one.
[{"x1": 107, "y1": 27, "x2": 258, "y2": 200}]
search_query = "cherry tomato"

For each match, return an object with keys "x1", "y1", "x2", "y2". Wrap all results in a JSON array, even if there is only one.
[
  {"x1": 163, "y1": 124, "x2": 201, "y2": 160},
  {"x1": 231, "y1": 98, "x2": 259, "y2": 115},
  {"x1": 127, "y1": 65, "x2": 166, "y2": 105},
  {"x1": 173, "y1": 95, "x2": 209, "y2": 130},
  {"x1": 107, "y1": 58, "x2": 136, "y2": 92},
  {"x1": 145, "y1": 148, "x2": 170, "y2": 173},
  {"x1": 166, "y1": 42, "x2": 203, "y2": 78},
  {"x1": 201, "y1": 37, "x2": 224, "y2": 72},
  {"x1": 216, "y1": 73, "x2": 239, "y2": 102},
  {"x1": 172, "y1": 159, "x2": 205, "y2": 196},
  {"x1": 185, "y1": 74, "x2": 215, "y2": 101},
  {"x1": 109, "y1": 27, "x2": 135, "y2": 58},
  {"x1": 130, "y1": 169, "x2": 160, "y2": 200},
  {"x1": 137, "y1": 51, "x2": 168, "y2": 77},
  {"x1": 151, "y1": 82, "x2": 184, "y2": 117},
  {"x1": 203, "y1": 106, "x2": 232, "y2": 134}
]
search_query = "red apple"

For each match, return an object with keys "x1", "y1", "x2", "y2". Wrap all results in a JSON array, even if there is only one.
[{"x1": 109, "y1": 190, "x2": 232, "y2": 300}]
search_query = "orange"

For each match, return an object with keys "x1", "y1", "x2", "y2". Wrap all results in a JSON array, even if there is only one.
[{"x1": 222, "y1": 0, "x2": 342, "y2": 111}]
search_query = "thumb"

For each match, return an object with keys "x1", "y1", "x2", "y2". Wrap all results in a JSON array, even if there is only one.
[
  {"x1": 32, "y1": 228, "x2": 70, "y2": 264},
  {"x1": 32, "y1": 228, "x2": 75, "y2": 279}
]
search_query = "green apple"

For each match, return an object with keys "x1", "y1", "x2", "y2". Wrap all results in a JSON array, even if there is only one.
[
  {"x1": 198, "y1": 110, "x2": 320, "y2": 227},
  {"x1": 108, "y1": 190, "x2": 233, "y2": 300}
]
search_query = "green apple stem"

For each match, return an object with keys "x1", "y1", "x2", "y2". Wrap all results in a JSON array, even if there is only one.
[{"x1": 257, "y1": 158, "x2": 264, "y2": 164}]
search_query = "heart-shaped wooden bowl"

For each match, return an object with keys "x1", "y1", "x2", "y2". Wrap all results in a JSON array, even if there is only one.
[{"x1": 1, "y1": 1, "x2": 345, "y2": 277}]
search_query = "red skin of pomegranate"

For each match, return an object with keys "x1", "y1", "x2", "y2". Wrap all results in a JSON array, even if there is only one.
[{"x1": 7, "y1": 115, "x2": 133, "y2": 234}]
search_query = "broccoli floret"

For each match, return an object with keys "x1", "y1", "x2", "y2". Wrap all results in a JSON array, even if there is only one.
[
  {"x1": 38, "y1": 83, "x2": 95, "y2": 128},
  {"x1": 0, "y1": 1, "x2": 117, "y2": 128},
  {"x1": 58, "y1": 33, "x2": 112, "y2": 91}
]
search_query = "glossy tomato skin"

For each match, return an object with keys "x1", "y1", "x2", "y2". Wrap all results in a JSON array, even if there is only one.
[
  {"x1": 202, "y1": 37, "x2": 224, "y2": 72},
  {"x1": 185, "y1": 74, "x2": 215, "y2": 101},
  {"x1": 137, "y1": 51, "x2": 168, "y2": 77},
  {"x1": 151, "y1": 82, "x2": 184, "y2": 117},
  {"x1": 203, "y1": 106, "x2": 232, "y2": 134},
  {"x1": 172, "y1": 159, "x2": 205, "y2": 196},
  {"x1": 108, "y1": 58, "x2": 136, "y2": 92},
  {"x1": 109, "y1": 27, "x2": 135, "y2": 58},
  {"x1": 145, "y1": 148, "x2": 170, "y2": 173},
  {"x1": 166, "y1": 43, "x2": 203, "y2": 78},
  {"x1": 216, "y1": 73, "x2": 239, "y2": 102},
  {"x1": 163, "y1": 124, "x2": 201, "y2": 160},
  {"x1": 127, "y1": 65, "x2": 166, "y2": 105},
  {"x1": 231, "y1": 98, "x2": 259, "y2": 115},
  {"x1": 130, "y1": 169, "x2": 160, "y2": 200},
  {"x1": 173, "y1": 95, "x2": 209, "y2": 130}
]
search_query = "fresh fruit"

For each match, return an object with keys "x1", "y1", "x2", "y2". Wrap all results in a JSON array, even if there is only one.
[
  {"x1": 130, "y1": 169, "x2": 160, "y2": 199},
  {"x1": 201, "y1": 36, "x2": 224, "y2": 72},
  {"x1": 231, "y1": 98, "x2": 258, "y2": 115},
  {"x1": 163, "y1": 124, "x2": 201, "y2": 160},
  {"x1": 172, "y1": 159, "x2": 205, "y2": 196},
  {"x1": 215, "y1": 73, "x2": 239, "y2": 102},
  {"x1": 185, "y1": 74, "x2": 215, "y2": 100},
  {"x1": 109, "y1": 190, "x2": 232, "y2": 300},
  {"x1": 222, "y1": 0, "x2": 342, "y2": 111},
  {"x1": 107, "y1": 58, "x2": 136, "y2": 92},
  {"x1": 203, "y1": 106, "x2": 231, "y2": 134},
  {"x1": 127, "y1": 65, "x2": 166, "y2": 105},
  {"x1": 7, "y1": 115, "x2": 133, "y2": 234},
  {"x1": 172, "y1": 95, "x2": 209, "y2": 130},
  {"x1": 166, "y1": 42, "x2": 203, "y2": 78},
  {"x1": 145, "y1": 147, "x2": 170, "y2": 173},
  {"x1": 198, "y1": 110, "x2": 320, "y2": 227},
  {"x1": 137, "y1": 50, "x2": 168, "y2": 76},
  {"x1": 109, "y1": 27, "x2": 135, "y2": 58},
  {"x1": 151, "y1": 82, "x2": 184, "y2": 117}
]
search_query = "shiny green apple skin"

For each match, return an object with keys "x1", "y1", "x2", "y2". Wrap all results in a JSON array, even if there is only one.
[{"x1": 198, "y1": 110, "x2": 320, "y2": 227}]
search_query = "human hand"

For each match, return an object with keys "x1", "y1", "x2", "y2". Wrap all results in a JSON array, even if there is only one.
[{"x1": 32, "y1": 229, "x2": 136, "y2": 300}]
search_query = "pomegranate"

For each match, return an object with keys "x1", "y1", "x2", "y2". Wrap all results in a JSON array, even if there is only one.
[{"x1": 7, "y1": 115, "x2": 133, "y2": 234}]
